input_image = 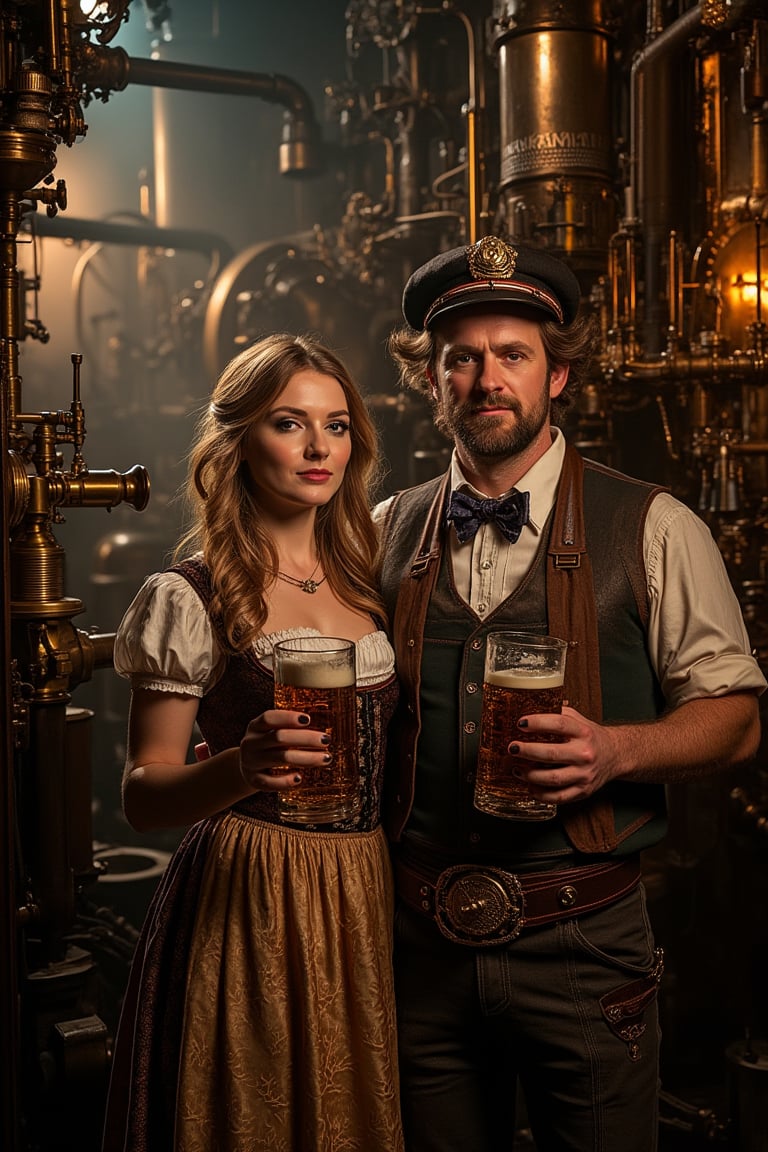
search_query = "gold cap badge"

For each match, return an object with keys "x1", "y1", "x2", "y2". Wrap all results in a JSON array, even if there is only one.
[{"x1": 466, "y1": 236, "x2": 518, "y2": 280}]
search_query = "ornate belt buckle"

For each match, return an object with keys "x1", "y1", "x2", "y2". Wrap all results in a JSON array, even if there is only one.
[{"x1": 433, "y1": 865, "x2": 525, "y2": 946}]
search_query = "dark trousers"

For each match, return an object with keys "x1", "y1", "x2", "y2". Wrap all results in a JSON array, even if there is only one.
[{"x1": 394, "y1": 884, "x2": 662, "y2": 1152}]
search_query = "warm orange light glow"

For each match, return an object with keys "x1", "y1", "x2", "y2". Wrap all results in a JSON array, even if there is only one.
[{"x1": 730, "y1": 271, "x2": 768, "y2": 305}]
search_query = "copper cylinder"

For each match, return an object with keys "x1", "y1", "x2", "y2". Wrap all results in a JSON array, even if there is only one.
[{"x1": 491, "y1": 0, "x2": 616, "y2": 267}]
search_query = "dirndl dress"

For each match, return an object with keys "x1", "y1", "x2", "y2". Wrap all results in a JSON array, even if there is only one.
[{"x1": 102, "y1": 560, "x2": 404, "y2": 1152}]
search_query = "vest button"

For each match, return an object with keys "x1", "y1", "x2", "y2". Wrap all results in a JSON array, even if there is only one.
[
  {"x1": 466, "y1": 682, "x2": 478, "y2": 694},
  {"x1": 469, "y1": 832, "x2": 481, "y2": 843},
  {"x1": 471, "y1": 638, "x2": 483, "y2": 650},
  {"x1": 463, "y1": 721, "x2": 476, "y2": 734}
]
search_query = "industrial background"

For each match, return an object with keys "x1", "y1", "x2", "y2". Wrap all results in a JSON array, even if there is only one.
[{"x1": 1, "y1": 1, "x2": 767, "y2": 1148}]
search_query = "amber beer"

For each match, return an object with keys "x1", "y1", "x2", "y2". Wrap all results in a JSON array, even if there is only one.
[
  {"x1": 272, "y1": 638, "x2": 360, "y2": 824},
  {"x1": 475, "y1": 632, "x2": 568, "y2": 820}
]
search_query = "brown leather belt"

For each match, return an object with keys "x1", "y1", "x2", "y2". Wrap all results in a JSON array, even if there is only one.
[{"x1": 394, "y1": 855, "x2": 642, "y2": 946}]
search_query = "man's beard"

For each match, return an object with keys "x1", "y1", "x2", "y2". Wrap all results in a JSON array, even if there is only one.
[{"x1": 434, "y1": 387, "x2": 551, "y2": 460}]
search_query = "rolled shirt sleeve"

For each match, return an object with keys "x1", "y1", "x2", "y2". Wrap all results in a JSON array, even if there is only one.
[
  {"x1": 113, "y1": 571, "x2": 225, "y2": 697},
  {"x1": 644, "y1": 493, "x2": 767, "y2": 706}
]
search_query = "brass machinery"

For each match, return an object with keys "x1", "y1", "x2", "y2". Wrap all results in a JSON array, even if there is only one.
[{"x1": 2, "y1": 1, "x2": 768, "y2": 1149}]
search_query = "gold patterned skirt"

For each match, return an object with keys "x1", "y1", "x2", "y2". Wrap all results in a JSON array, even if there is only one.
[{"x1": 174, "y1": 813, "x2": 404, "y2": 1152}]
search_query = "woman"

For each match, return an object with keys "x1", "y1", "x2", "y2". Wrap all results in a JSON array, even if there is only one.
[{"x1": 102, "y1": 334, "x2": 403, "y2": 1152}]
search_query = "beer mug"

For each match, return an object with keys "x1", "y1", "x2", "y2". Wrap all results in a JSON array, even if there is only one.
[
  {"x1": 272, "y1": 636, "x2": 360, "y2": 823},
  {"x1": 475, "y1": 631, "x2": 568, "y2": 820}
]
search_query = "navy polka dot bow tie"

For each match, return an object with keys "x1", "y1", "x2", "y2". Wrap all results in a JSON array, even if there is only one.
[{"x1": 445, "y1": 489, "x2": 531, "y2": 544}]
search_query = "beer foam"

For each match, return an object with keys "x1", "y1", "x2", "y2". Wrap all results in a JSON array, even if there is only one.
[
  {"x1": 486, "y1": 669, "x2": 564, "y2": 690},
  {"x1": 277, "y1": 658, "x2": 355, "y2": 689}
]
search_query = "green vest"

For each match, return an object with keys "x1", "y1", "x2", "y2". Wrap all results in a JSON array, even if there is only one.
[{"x1": 380, "y1": 449, "x2": 667, "y2": 864}]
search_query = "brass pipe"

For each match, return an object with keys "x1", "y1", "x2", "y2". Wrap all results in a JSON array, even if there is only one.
[
  {"x1": 0, "y1": 193, "x2": 23, "y2": 426},
  {"x1": 78, "y1": 49, "x2": 323, "y2": 176},
  {"x1": 627, "y1": 234, "x2": 638, "y2": 339},
  {"x1": 26, "y1": 212, "x2": 234, "y2": 265},
  {"x1": 45, "y1": 0, "x2": 60, "y2": 76},
  {"x1": 745, "y1": 17, "x2": 768, "y2": 201},
  {"x1": 47, "y1": 466, "x2": 151, "y2": 512},
  {"x1": 608, "y1": 348, "x2": 766, "y2": 383},
  {"x1": 630, "y1": 7, "x2": 702, "y2": 352},
  {"x1": 125, "y1": 56, "x2": 314, "y2": 114},
  {"x1": 724, "y1": 441, "x2": 768, "y2": 454},
  {"x1": 0, "y1": 225, "x2": 19, "y2": 1152},
  {"x1": 452, "y1": 8, "x2": 481, "y2": 243},
  {"x1": 609, "y1": 239, "x2": 620, "y2": 326},
  {"x1": 668, "y1": 230, "x2": 683, "y2": 342},
  {"x1": 751, "y1": 113, "x2": 768, "y2": 201},
  {"x1": 0, "y1": 16, "x2": 65, "y2": 1144},
  {"x1": 386, "y1": 4, "x2": 486, "y2": 242},
  {"x1": 627, "y1": 2, "x2": 767, "y2": 354}
]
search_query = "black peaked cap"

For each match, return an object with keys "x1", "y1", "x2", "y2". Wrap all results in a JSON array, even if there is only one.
[{"x1": 402, "y1": 236, "x2": 581, "y2": 330}]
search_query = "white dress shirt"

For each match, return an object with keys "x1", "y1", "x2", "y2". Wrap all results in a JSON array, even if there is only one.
[{"x1": 373, "y1": 428, "x2": 766, "y2": 708}]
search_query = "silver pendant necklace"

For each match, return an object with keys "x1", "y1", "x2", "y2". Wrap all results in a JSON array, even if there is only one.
[{"x1": 276, "y1": 558, "x2": 326, "y2": 595}]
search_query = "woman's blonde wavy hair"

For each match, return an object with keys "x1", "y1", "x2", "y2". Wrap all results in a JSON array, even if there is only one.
[{"x1": 175, "y1": 333, "x2": 386, "y2": 651}]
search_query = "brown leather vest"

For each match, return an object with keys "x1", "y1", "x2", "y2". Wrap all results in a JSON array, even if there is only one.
[{"x1": 379, "y1": 443, "x2": 666, "y2": 855}]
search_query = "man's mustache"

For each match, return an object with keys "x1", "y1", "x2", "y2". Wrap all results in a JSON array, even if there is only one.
[{"x1": 463, "y1": 399, "x2": 520, "y2": 415}]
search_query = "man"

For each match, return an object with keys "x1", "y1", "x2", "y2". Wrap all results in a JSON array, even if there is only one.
[{"x1": 374, "y1": 235, "x2": 765, "y2": 1152}]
